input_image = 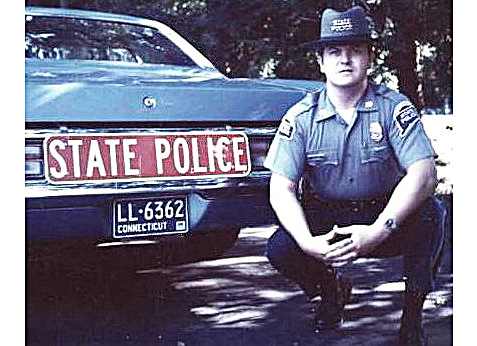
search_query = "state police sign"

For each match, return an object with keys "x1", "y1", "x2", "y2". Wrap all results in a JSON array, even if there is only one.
[{"x1": 44, "y1": 131, "x2": 251, "y2": 183}]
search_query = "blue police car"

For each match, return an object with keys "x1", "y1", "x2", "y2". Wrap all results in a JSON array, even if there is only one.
[{"x1": 25, "y1": 7, "x2": 322, "y2": 267}]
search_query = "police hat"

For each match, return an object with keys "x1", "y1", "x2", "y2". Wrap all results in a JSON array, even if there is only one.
[{"x1": 318, "y1": 6, "x2": 371, "y2": 46}]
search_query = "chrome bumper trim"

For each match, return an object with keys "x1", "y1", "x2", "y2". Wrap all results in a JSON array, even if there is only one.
[{"x1": 25, "y1": 171, "x2": 271, "y2": 198}]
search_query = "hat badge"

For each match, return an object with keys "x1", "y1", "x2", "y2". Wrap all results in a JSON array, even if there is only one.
[{"x1": 331, "y1": 18, "x2": 353, "y2": 32}]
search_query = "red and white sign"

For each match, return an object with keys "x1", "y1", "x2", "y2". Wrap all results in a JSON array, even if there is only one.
[{"x1": 44, "y1": 131, "x2": 251, "y2": 183}]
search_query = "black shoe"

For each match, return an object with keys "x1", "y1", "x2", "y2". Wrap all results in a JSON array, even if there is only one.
[
  {"x1": 399, "y1": 321, "x2": 427, "y2": 346},
  {"x1": 398, "y1": 289, "x2": 428, "y2": 346},
  {"x1": 313, "y1": 275, "x2": 352, "y2": 333}
]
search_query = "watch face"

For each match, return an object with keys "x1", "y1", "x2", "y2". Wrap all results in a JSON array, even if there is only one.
[{"x1": 385, "y1": 218, "x2": 397, "y2": 231}]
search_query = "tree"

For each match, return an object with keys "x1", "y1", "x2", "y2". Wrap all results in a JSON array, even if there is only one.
[
  {"x1": 25, "y1": 0, "x2": 452, "y2": 110},
  {"x1": 369, "y1": 0, "x2": 452, "y2": 109}
]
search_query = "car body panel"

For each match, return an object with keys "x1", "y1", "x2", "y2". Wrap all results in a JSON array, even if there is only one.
[
  {"x1": 26, "y1": 59, "x2": 317, "y2": 123},
  {"x1": 25, "y1": 7, "x2": 323, "y2": 263}
]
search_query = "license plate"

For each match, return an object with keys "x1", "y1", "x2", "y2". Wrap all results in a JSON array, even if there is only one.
[
  {"x1": 44, "y1": 131, "x2": 250, "y2": 183},
  {"x1": 113, "y1": 197, "x2": 188, "y2": 238}
]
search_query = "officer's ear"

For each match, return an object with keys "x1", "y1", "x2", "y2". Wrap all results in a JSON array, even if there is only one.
[
  {"x1": 315, "y1": 44, "x2": 324, "y2": 65},
  {"x1": 315, "y1": 51, "x2": 324, "y2": 70},
  {"x1": 368, "y1": 45, "x2": 375, "y2": 63},
  {"x1": 366, "y1": 45, "x2": 375, "y2": 71},
  {"x1": 316, "y1": 53, "x2": 323, "y2": 64}
]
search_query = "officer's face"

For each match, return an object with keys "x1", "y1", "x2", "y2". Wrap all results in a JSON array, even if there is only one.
[{"x1": 317, "y1": 43, "x2": 371, "y2": 88}]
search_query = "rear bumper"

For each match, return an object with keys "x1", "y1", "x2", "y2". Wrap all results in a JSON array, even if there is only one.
[{"x1": 26, "y1": 172, "x2": 276, "y2": 246}]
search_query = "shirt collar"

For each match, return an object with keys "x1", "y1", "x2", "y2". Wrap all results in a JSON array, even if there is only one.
[
  {"x1": 356, "y1": 83, "x2": 379, "y2": 112},
  {"x1": 314, "y1": 82, "x2": 378, "y2": 122},
  {"x1": 315, "y1": 90, "x2": 338, "y2": 122}
]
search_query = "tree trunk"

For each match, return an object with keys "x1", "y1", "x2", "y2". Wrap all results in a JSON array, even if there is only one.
[
  {"x1": 394, "y1": 34, "x2": 422, "y2": 110},
  {"x1": 388, "y1": 0, "x2": 424, "y2": 110}
]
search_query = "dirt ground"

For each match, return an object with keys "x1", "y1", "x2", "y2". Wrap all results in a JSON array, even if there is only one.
[{"x1": 26, "y1": 226, "x2": 453, "y2": 346}]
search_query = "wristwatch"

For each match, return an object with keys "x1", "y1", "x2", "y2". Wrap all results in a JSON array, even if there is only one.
[{"x1": 384, "y1": 218, "x2": 398, "y2": 233}]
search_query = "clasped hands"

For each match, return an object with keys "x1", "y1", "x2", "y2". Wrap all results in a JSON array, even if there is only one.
[{"x1": 300, "y1": 224, "x2": 389, "y2": 267}]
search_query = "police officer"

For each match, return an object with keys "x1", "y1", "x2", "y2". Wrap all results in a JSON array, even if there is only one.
[{"x1": 264, "y1": 6, "x2": 445, "y2": 345}]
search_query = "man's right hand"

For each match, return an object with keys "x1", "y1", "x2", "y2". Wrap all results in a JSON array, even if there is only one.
[{"x1": 298, "y1": 229, "x2": 353, "y2": 262}]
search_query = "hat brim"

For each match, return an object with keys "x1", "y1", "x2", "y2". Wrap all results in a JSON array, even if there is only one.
[
  {"x1": 300, "y1": 36, "x2": 373, "y2": 49},
  {"x1": 319, "y1": 35, "x2": 371, "y2": 45}
]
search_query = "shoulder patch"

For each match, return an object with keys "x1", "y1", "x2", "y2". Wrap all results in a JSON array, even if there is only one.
[
  {"x1": 278, "y1": 116, "x2": 296, "y2": 140},
  {"x1": 277, "y1": 93, "x2": 316, "y2": 140},
  {"x1": 393, "y1": 101, "x2": 420, "y2": 137}
]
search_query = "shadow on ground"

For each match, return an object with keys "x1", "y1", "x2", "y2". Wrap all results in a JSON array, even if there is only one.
[{"x1": 27, "y1": 224, "x2": 452, "y2": 346}]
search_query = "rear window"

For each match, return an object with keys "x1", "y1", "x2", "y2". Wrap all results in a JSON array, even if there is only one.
[{"x1": 25, "y1": 15, "x2": 197, "y2": 67}]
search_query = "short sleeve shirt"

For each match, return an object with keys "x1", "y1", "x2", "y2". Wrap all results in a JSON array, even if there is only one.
[{"x1": 264, "y1": 82, "x2": 436, "y2": 200}]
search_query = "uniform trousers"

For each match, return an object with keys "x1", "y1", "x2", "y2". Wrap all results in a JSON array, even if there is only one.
[{"x1": 266, "y1": 195, "x2": 447, "y2": 298}]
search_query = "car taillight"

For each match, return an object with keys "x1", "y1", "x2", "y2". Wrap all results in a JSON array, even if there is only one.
[
  {"x1": 25, "y1": 139, "x2": 44, "y2": 179},
  {"x1": 249, "y1": 136, "x2": 273, "y2": 171}
]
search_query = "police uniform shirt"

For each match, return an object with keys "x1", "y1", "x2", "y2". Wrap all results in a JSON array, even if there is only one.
[{"x1": 264, "y1": 82, "x2": 436, "y2": 201}]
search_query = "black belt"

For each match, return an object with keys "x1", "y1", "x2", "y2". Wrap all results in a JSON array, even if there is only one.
[{"x1": 319, "y1": 197, "x2": 388, "y2": 213}]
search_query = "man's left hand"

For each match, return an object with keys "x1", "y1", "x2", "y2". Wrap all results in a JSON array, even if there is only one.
[{"x1": 324, "y1": 224, "x2": 389, "y2": 266}]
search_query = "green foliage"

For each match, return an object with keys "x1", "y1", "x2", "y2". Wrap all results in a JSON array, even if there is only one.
[{"x1": 26, "y1": 0, "x2": 452, "y2": 109}]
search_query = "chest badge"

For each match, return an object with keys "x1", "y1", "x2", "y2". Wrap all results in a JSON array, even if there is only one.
[{"x1": 370, "y1": 122, "x2": 383, "y2": 142}]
